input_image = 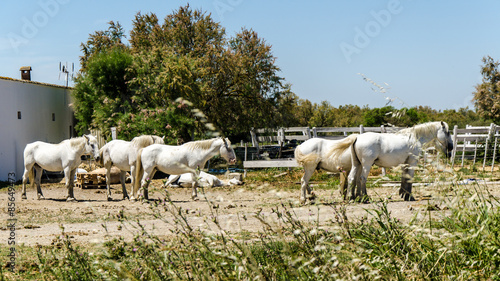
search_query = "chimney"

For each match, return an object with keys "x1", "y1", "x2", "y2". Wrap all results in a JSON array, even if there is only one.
[{"x1": 20, "y1": 66, "x2": 32, "y2": 81}]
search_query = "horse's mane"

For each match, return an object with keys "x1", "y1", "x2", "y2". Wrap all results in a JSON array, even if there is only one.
[
  {"x1": 68, "y1": 136, "x2": 86, "y2": 150},
  {"x1": 182, "y1": 138, "x2": 219, "y2": 151},
  {"x1": 397, "y1": 121, "x2": 446, "y2": 139},
  {"x1": 131, "y1": 135, "x2": 164, "y2": 148},
  {"x1": 182, "y1": 137, "x2": 231, "y2": 151}
]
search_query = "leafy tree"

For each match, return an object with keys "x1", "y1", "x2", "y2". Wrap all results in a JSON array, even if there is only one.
[
  {"x1": 333, "y1": 105, "x2": 366, "y2": 127},
  {"x1": 80, "y1": 21, "x2": 126, "y2": 71},
  {"x1": 364, "y1": 106, "x2": 394, "y2": 126},
  {"x1": 72, "y1": 48, "x2": 133, "y2": 135},
  {"x1": 294, "y1": 98, "x2": 315, "y2": 126},
  {"x1": 309, "y1": 101, "x2": 336, "y2": 127},
  {"x1": 73, "y1": 5, "x2": 295, "y2": 141},
  {"x1": 473, "y1": 56, "x2": 500, "y2": 122}
]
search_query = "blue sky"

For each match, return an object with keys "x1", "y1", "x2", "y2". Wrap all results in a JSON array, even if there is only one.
[{"x1": 1, "y1": 1, "x2": 500, "y2": 110}]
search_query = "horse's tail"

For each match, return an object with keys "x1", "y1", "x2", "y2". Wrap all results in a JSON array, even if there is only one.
[
  {"x1": 134, "y1": 148, "x2": 145, "y2": 193},
  {"x1": 294, "y1": 145, "x2": 320, "y2": 167},
  {"x1": 350, "y1": 137, "x2": 361, "y2": 167},
  {"x1": 96, "y1": 147, "x2": 105, "y2": 167},
  {"x1": 328, "y1": 134, "x2": 359, "y2": 160}
]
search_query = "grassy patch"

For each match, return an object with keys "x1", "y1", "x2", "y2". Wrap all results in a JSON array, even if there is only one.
[{"x1": 5, "y1": 180, "x2": 500, "y2": 280}]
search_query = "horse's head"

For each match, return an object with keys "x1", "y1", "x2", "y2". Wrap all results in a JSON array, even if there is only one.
[
  {"x1": 219, "y1": 138, "x2": 237, "y2": 165},
  {"x1": 84, "y1": 135, "x2": 100, "y2": 161},
  {"x1": 436, "y1": 121, "x2": 453, "y2": 158}
]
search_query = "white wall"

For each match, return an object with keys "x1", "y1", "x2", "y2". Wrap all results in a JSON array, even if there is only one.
[{"x1": 0, "y1": 78, "x2": 73, "y2": 181}]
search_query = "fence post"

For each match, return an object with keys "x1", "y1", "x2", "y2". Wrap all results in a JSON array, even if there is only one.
[
  {"x1": 451, "y1": 125, "x2": 458, "y2": 168},
  {"x1": 492, "y1": 124, "x2": 499, "y2": 172},
  {"x1": 305, "y1": 127, "x2": 312, "y2": 139},
  {"x1": 483, "y1": 123, "x2": 495, "y2": 171},
  {"x1": 278, "y1": 128, "x2": 285, "y2": 146},
  {"x1": 250, "y1": 128, "x2": 258, "y2": 147},
  {"x1": 312, "y1": 127, "x2": 318, "y2": 138},
  {"x1": 244, "y1": 143, "x2": 248, "y2": 178},
  {"x1": 359, "y1": 125, "x2": 365, "y2": 134}
]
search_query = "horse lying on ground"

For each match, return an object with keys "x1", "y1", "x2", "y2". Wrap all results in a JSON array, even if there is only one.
[
  {"x1": 97, "y1": 135, "x2": 164, "y2": 201},
  {"x1": 164, "y1": 171, "x2": 243, "y2": 188},
  {"x1": 21, "y1": 135, "x2": 100, "y2": 201},
  {"x1": 134, "y1": 137, "x2": 237, "y2": 201}
]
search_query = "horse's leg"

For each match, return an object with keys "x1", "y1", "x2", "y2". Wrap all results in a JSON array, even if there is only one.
[
  {"x1": 120, "y1": 170, "x2": 129, "y2": 200},
  {"x1": 191, "y1": 177, "x2": 199, "y2": 200},
  {"x1": 139, "y1": 168, "x2": 155, "y2": 202},
  {"x1": 105, "y1": 164, "x2": 112, "y2": 201},
  {"x1": 339, "y1": 171, "x2": 348, "y2": 199},
  {"x1": 399, "y1": 157, "x2": 417, "y2": 201},
  {"x1": 298, "y1": 163, "x2": 315, "y2": 204},
  {"x1": 356, "y1": 164, "x2": 372, "y2": 203},
  {"x1": 21, "y1": 164, "x2": 33, "y2": 200},
  {"x1": 64, "y1": 167, "x2": 77, "y2": 201},
  {"x1": 34, "y1": 165, "x2": 44, "y2": 200},
  {"x1": 346, "y1": 165, "x2": 359, "y2": 201}
]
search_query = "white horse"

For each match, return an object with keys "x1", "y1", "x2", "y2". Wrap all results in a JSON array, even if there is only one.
[
  {"x1": 21, "y1": 135, "x2": 100, "y2": 201},
  {"x1": 335, "y1": 121, "x2": 453, "y2": 202},
  {"x1": 164, "y1": 171, "x2": 243, "y2": 188},
  {"x1": 97, "y1": 135, "x2": 164, "y2": 201},
  {"x1": 294, "y1": 134, "x2": 358, "y2": 204},
  {"x1": 134, "y1": 137, "x2": 237, "y2": 201}
]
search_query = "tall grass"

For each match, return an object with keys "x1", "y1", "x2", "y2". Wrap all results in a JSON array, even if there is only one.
[{"x1": 5, "y1": 180, "x2": 500, "y2": 280}]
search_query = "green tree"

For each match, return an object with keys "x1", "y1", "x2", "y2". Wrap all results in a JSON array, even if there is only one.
[
  {"x1": 80, "y1": 21, "x2": 126, "y2": 71},
  {"x1": 72, "y1": 48, "x2": 133, "y2": 134},
  {"x1": 364, "y1": 106, "x2": 394, "y2": 126},
  {"x1": 473, "y1": 56, "x2": 500, "y2": 122},
  {"x1": 73, "y1": 6, "x2": 294, "y2": 141}
]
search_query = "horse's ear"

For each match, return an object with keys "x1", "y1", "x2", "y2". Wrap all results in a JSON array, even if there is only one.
[{"x1": 84, "y1": 135, "x2": 89, "y2": 141}]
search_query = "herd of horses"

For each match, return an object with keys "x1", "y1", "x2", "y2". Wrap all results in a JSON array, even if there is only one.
[{"x1": 21, "y1": 121, "x2": 454, "y2": 204}]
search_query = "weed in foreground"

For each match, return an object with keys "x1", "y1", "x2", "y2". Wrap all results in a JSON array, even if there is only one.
[{"x1": 4, "y1": 180, "x2": 500, "y2": 280}]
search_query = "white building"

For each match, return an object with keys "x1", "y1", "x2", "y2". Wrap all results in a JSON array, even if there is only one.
[{"x1": 0, "y1": 68, "x2": 74, "y2": 181}]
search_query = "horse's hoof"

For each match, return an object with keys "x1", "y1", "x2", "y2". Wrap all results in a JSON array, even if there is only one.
[
  {"x1": 400, "y1": 192, "x2": 415, "y2": 201},
  {"x1": 66, "y1": 197, "x2": 77, "y2": 202},
  {"x1": 107, "y1": 197, "x2": 113, "y2": 201},
  {"x1": 21, "y1": 194, "x2": 27, "y2": 200},
  {"x1": 404, "y1": 195, "x2": 415, "y2": 201},
  {"x1": 130, "y1": 197, "x2": 136, "y2": 202},
  {"x1": 37, "y1": 195, "x2": 45, "y2": 200},
  {"x1": 192, "y1": 196, "x2": 199, "y2": 201},
  {"x1": 307, "y1": 192, "x2": 316, "y2": 200},
  {"x1": 299, "y1": 197, "x2": 306, "y2": 205}
]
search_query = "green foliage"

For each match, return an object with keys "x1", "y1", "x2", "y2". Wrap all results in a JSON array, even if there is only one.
[
  {"x1": 116, "y1": 100, "x2": 197, "y2": 144},
  {"x1": 473, "y1": 56, "x2": 500, "y2": 123},
  {"x1": 73, "y1": 5, "x2": 295, "y2": 140},
  {"x1": 72, "y1": 48, "x2": 133, "y2": 135},
  {"x1": 72, "y1": 5, "x2": 491, "y2": 142}
]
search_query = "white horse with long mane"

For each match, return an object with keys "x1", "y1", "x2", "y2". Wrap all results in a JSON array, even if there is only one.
[
  {"x1": 295, "y1": 121, "x2": 453, "y2": 203},
  {"x1": 21, "y1": 135, "x2": 100, "y2": 201},
  {"x1": 295, "y1": 134, "x2": 358, "y2": 204},
  {"x1": 133, "y1": 137, "x2": 237, "y2": 201},
  {"x1": 334, "y1": 121, "x2": 453, "y2": 202},
  {"x1": 97, "y1": 135, "x2": 164, "y2": 201}
]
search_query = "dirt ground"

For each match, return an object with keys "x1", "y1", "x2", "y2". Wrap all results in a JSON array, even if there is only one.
[{"x1": 1, "y1": 174, "x2": 499, "y2": 247}]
